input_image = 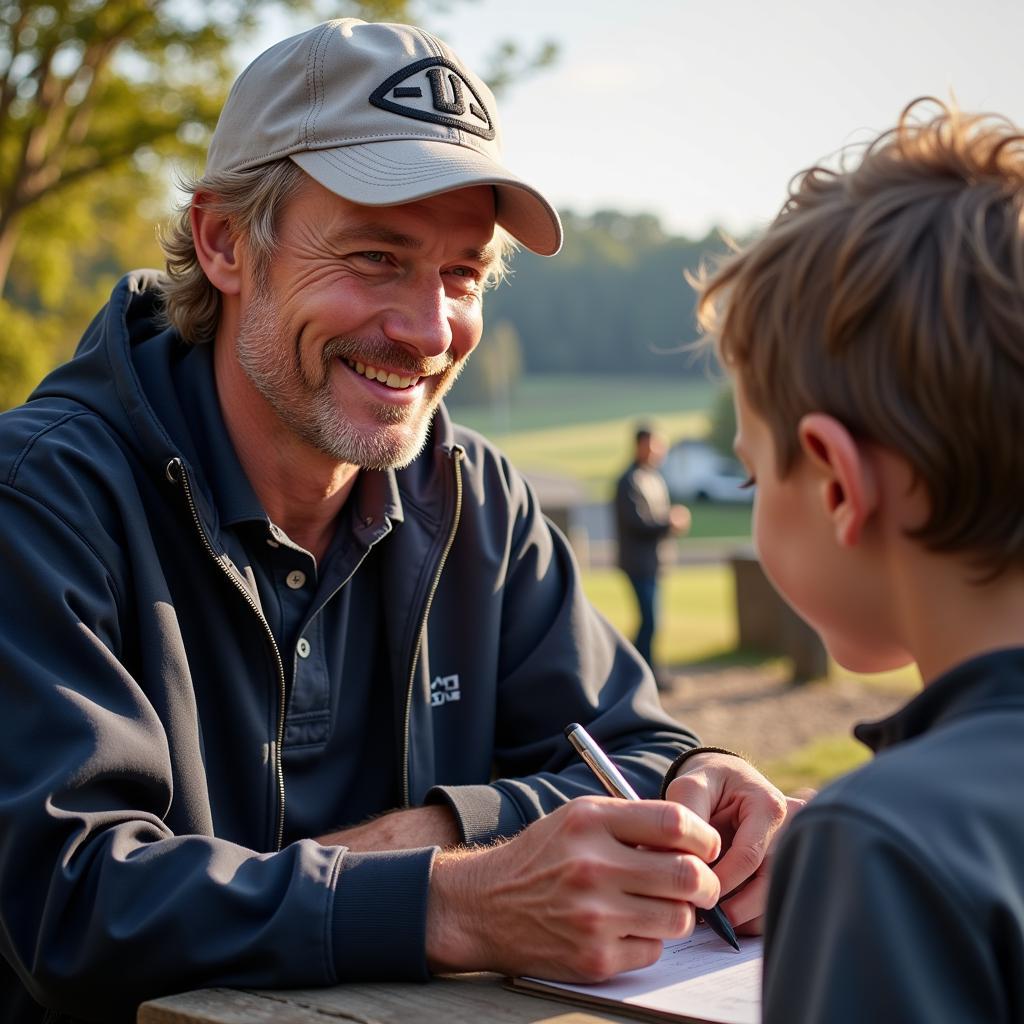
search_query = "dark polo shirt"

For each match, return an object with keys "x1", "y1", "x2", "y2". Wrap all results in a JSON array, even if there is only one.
[
  {"x1": 764, "y1": 647, "x2": 1024, "y2": 1023},
  {"x1": 173, "y1": 343, "x2": 402, "y2": 843}
]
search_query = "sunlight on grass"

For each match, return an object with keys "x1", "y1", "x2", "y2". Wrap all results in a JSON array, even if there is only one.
[
  {"x1": 496, "y1": 412, "x2": 710, "y2": 500},
  {"x1": 453, "y1": 374, "x2": 720, "y2": 436},
  {"x1": 581, "y1": 564, "x2": 737, "y2": 666},
  {"x1": 761, "y1": 735, "x2": 873, "y2": 794},
  {"x1": 833, "y1": 661, "x2": 921, "y2": 695}
]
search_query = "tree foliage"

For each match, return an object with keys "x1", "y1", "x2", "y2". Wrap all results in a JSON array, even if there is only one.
[
  {"x1": 707, "y1": 383, "x2": 737, "y2": 457},
  {"x1": 0, "y1": 0, "x2": 241, "y2": 293},
  {"x1": 0, "y1": 0, "x2": 557, "y2": 408},
  {"x1": 449, "y1": 319, "x2": 522, "y2": 406},
  {"x1": 486, "y1": 210, "x2": 731, "y2": 378}
]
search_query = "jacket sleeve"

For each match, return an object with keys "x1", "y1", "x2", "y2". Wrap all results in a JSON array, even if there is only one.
[
  {"x1": 427, "y1": 454, "x2": 698, "y2": 845},
  {"x1": 0, "y1": 483, "x2": 429, "y2": 1021},
  {"x1": 763, "y1": 804, "x2": 1001, "y2": 1024}
]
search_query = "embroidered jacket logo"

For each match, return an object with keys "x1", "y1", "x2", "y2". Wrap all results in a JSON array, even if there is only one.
[
  {"x1": 430, "y1": 674, "x2": 461, "y2": 707},
  {"x1": 369, "y1": 58, "x2": 495, "y2": 140}
]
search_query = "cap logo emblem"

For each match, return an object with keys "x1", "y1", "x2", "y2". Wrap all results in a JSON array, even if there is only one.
[{"x1": 369, "y1": 57, "x2": 495, "y2": 140}]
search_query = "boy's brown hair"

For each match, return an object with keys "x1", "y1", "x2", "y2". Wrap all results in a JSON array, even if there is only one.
[{"x1": 696, "y1": 98, "x2": 1024, "y2": 577}]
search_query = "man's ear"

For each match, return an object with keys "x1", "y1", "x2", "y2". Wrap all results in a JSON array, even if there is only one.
[
  {"x1": 796, "y1": 413, "x2": 878, "y2": 547},
  {"x1": 190, "y1": 193, "x2": 243, "y2": 296}
]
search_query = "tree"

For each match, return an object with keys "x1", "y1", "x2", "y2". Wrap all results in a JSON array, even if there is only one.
[
  {"x1": 706, "y1": 383, "x2": 737, "y2": 458},
  {"x1": 0, "y1": 0, "x2": 557, "y2": 408},
  {"x1": 449, "y1": 318, "x2": 523, "y2": 407},
  {"x1": 485, "y1": 210, "x2": 731, "y2": 377},
  {"x1": 0, "y1": 0, "x2": 556, "y2": 296}
]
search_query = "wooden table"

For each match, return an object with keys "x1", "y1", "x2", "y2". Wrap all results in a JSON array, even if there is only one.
[{"x1": 137, "y1": 973, "x2": 641, "y2": 1023}]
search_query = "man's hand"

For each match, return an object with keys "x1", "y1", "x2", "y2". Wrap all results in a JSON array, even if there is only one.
[
  {"x1": 316, "y1": 804, "x2": 461, "y2": 851},
  {"x1": 668, "y1": 504, "x2": 692, "y2": 536},
  {"x1": 425, "y1": 796, "x2": 722, "y2": 982},
  {"x1": 665, "y1": 753, "x2": 803, "y2": 934}
]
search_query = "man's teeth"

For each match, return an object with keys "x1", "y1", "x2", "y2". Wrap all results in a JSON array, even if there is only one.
[{"x1": 349, "y1": 360, "x2": 420, "y2": 389}]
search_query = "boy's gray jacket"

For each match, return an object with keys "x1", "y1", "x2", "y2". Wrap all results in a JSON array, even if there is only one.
[{"x1": 0, "y1": 273, "x2": 697, "y2": 1022}]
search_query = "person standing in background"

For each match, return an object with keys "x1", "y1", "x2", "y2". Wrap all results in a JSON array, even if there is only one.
[{"x1": 614, "y1": 426, "x2": 691, "y2": 684}]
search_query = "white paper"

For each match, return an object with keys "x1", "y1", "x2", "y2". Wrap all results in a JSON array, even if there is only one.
[{"x1": 525, "y1": 928, "x2": 762, "y2": 1024}]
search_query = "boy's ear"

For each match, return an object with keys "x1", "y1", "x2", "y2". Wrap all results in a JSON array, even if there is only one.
[
  {"x1": 797, "y1": 413, "x2": 878, "y2": 547},
  {"x1": 190, "y1": 193, "x2": 243, "y2": 296}
]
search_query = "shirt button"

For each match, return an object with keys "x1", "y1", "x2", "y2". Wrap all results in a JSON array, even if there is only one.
[
  {"x1": 285, "y1": 570, "x2": 307, "y2": 590},
  {"x1": 296, "y1": 637, "x2": 311, "y2": 658}
]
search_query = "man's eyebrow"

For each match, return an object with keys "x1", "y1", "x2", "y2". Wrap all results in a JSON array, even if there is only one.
[
  {"x1": 462, "y1": 243, "x2": 499, "y2": 267},
  {"x1": 323, "y1": 227, "x2": 497, "y2": 267},
  {"x1": 319, "y1": 226, "x2": 495, "y2": 268},
  {"x1": 324, "y1": 225, "x2": 423, "y2": 249}
]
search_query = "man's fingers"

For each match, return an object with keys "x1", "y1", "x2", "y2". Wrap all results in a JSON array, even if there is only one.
[
  {"x1": 614, "y1": 848, "x2": 721, "y2": 907},
  {"x1": 593, "y1": 936, "x2": 666, "y2": 981},
  {"x1": 616, "y1": 893, "x2": 698, "y2": 940},
  {"x1": 663, "y1": 769, "x2": 715, "y2": 826},
  {"x1": 663, "y1": 756, "x2": 801, "y2": 933},
  {"x1": 720, "y1": 873, "x2": 768, "y2": 931},
  {"x1": 599, "y1": 798, "x2": 721, "y2": 863}
]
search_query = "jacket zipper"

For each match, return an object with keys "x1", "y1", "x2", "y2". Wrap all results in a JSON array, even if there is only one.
[
  {"x1": 165, "y1": 457, "x2": 288, "y2": 851},
  {"x1": 401, "y1": 446, "x2": 464, "y2": 808}
]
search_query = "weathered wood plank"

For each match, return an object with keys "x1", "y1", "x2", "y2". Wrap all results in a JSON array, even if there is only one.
[
  {"x1": 137, "y1": 988, "x2": 320, "y2": 1023},
  {"x1": 138, "y1": 975, "x2": 638, "y2": 1023}
]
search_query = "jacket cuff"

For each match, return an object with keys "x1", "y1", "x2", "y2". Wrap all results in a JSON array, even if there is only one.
[
  {"x1": 424, "y1": 784, "x2": 528, "y2": 845},
  {"x1": 331, "y1": 847, "x2": 436, "y2": 981}
]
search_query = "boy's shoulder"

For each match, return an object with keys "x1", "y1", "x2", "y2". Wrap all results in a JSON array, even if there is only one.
[
  {"x1": 808, "y1": 685, "x2": 1022, "y2": 836},
  {"x1": 779, "y1": 655, "x2": 1024, "y2": 918},
  {"x1": 764, "y1": 662, "x2": 1024, "y2": 1023}
]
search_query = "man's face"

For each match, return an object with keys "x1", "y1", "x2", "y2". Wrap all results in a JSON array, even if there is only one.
[
  {"x1": 635, "y1": 433, "x2": 666, "y2": 467},
  {"x1": 234, "y1": 178, "x2": 497, "y2": 470}
]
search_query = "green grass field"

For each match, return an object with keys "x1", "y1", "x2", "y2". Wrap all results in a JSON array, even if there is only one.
[
  {"x1": 451, "y1": 374, "x2": 743, "y2": 504},
  {"x1": 451, "y1": 373, "x2": 723, "y2": 435},
  {"x1": 582, "y1": 564, "x2": 738, "y2": 666},
  {"x1": 761, "y1": 736, "x2": 875, "y2": 794},
  {"x1": 685, "y1": 502, "x2": 752, "y2": 541}
]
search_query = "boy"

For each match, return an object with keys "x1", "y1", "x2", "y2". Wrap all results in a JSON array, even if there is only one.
[{"x1": 696, "y1": 99, "x2": 1024, "y2": 1022}]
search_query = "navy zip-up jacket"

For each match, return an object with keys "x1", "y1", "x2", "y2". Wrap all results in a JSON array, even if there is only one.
[{"x1": 0, "y1": 272, "x2": 697, "y2": 1022}]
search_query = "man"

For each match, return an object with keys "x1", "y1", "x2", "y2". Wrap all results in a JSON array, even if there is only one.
[
  {"x1": 0, "y1": 20, "x2": 788, "y2": 1023},
  {"x1": 615, "y1": 426, "x2": 691, "y2": 677}
]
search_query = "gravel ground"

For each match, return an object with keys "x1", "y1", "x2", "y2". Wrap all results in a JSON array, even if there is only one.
[{"x1": 657, "y1": 662, "x2": 913, "y2": 764}]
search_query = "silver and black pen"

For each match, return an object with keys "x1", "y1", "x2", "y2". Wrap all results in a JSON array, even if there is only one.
[{"x1": 564, "y1": 721, "x2": 740, "y2": 952}]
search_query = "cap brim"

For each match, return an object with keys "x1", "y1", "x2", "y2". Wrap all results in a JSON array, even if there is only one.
[{"x1": 290, "y1": 139, "x2": 562, "y2": 256}]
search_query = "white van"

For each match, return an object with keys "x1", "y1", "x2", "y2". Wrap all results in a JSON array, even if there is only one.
[{"x1": 661, "y1": 439, "x2": 753, "y2": 503}]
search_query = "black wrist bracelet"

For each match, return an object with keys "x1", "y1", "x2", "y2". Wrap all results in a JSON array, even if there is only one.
[{"x1": 659, "y1": 745, "x2": 748, "y2": 799}]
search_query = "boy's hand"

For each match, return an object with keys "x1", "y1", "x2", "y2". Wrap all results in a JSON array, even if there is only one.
[{"x1": 665, "y1": 752, "x2": 804, "y2": 933}]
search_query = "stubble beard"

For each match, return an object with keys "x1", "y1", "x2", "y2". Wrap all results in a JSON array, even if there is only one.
[{"x1": 235, "y1": 293, "x2": 465, "y2": 470}]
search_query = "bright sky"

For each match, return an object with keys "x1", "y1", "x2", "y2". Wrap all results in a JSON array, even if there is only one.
[{"x1": 244, "y1": 0, "x2": 1024, "y2": 239}]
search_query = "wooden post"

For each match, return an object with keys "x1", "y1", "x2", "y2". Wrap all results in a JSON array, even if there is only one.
[{"x1": 730, "y1": 549, "x2": 828, "y2": 683}]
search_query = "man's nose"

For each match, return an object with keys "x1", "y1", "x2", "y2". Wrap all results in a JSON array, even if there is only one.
[{"x1": 381, "y1": 276, "x2": 453, "y2": 358}]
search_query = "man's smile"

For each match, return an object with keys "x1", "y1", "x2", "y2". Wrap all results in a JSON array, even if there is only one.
[{"x1": 342, "y1": 357, "x2": 422, "y2": 391}]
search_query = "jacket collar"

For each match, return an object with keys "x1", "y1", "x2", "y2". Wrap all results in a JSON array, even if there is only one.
[{"x1": 855, "y1": 646, "x2": 1024, "y2": 753}]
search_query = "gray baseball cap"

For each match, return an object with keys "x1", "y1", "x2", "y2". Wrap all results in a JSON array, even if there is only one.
[{"x1": 206, "y1": 18, "x2": 562, "y2": 256}]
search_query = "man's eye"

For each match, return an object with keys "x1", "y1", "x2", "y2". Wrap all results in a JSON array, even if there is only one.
[
  {"x1": 358, "y1": 251, "x2": 387, "y2": 263},
  {"x1": 447, "y1": 266, "x2": 479, "y2": 279}
]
